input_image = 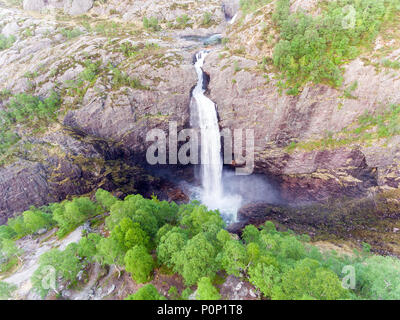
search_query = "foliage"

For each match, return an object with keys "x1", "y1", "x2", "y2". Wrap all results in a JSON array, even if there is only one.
[
  {"x1": 272, "y1": 0, "x2": 400, "y2": 93},
  {"x1": 217, "y1": 240, "x2": 247, "y2": 276},
  {"x1": 52, "y1": 197, "x2": 99, "y2": 237},
  {"x1": 271, "y1": 258, "x2": 349, "y2": 300},
  {"x1": 201, "y1": 12, "x2": 213, "y2": 26},
  {"x1": 19, "y1": 192, "x2": 400, "y2": 301},
  {"x1": 173, "y1": 233, "x2": 218, "y2": 285},
  {"x1": 95, "y1": 236, "x2": 125, "y2": 267},
  {"x1": 95, "y1": 189, "x2": 117, "y2": 211},
  {"x1": 60, "y1": 27, "x2": 84, "y2": 39},
  {"x1": 248, "y1": 262, "x2": 280, "y2": 297},
  {"x1": 240, "y1": 0, "x2": 272, "y2": 14},
  {"x1": 112, "y1": 218, "x2": 151, "y2": 252},
  {"x1": 22, "y1": 209, "x2": 55, "y2": 235},
  {"x1": 108, "y1": 64, "x2": 147, "y2": 90},
  {"x1": 0, "y1": 34, "x2": 16, "y2": 51},
  {"x1": 176, "y1": 14, "x2": 191, "y2": 29},
  {"x1": 31, "y1": 244, "x2": 82, "y2": 298},
  {"x1": 143, "y1": 17, "x2": 161, "y2": 32},
  {"x1": 77, "y1": 233, "x2": 101, "y2": 262},
  {"x1": 0, "y1": 281, "x2": 16, "y2": 300},
  {"x1": 0, "y1": 91, "x2": 60, "y2": 159},
  {"x1": 125, "y1": 284, "x2": 166, "y2": 300},
  {"x1": 196, "y1": 277, "x2": 221, "y2": 300},
  {"x1": 354, "y1": 255, "x2": 400, "y2": 300},
  {"x1": 0, "y1": 239, "x2": 22, "y2": 273},
  {"x1": 124, "y1": 245, "x2": 154, "y2": 283},
  {"x1": 80, "y1": 60, "x2": 101, "y2": 82},
  {"x1": 157, "y1": 228, "x2": 188, "y2": 269}
]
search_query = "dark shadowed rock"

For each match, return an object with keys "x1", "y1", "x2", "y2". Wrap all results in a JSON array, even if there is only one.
[{"x1": 0, "y1": 161, "x2": 53, "y2": 224}]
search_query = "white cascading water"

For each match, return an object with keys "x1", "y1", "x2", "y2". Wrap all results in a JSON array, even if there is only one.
[{"x1": 191, "y1": 50, "x2": 242, "y2": 222}]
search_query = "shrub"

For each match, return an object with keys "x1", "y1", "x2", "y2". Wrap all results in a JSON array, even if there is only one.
[
  {"x1": 248, "y1": 262, "x2": 280, "y2": 298},
  {"x1": 31, "y1": 244, "x2": 82, "y2": 298},
  {"x1": 143, "y1": 17, "x2": 161, "y2": 32},
  {"x1": 95, "y1": 189, "x2": 117, "y2": 211},
  {"x1": 272, "y1": 0, "x2": 400, "y2": 93},
  {"x1": 22, "y1": 209, "x2": 54, "y2": 235},
  {"x1": 0, "y1": 35, "x2": 16, "y2": 51},
  {"x1": 173, "y1": 233, "x2": 218, "y2": 285},
  {"x1": 125, "y1": 284, "x2": 165, "y2": 300},
  {"x1": 354, "y1": 255, "x2": 400, "y2": 300},
  {"x1": 196, "y1": 277, "x2": 221, "y2": 300},
  {"x1": 217, "y1": 240, "x2": 247, "y2": 276},
  {"x1": 271, "y1": 258, "x2": 349, "y2": 300},
  {"x1": 112, "y1": 218, "x2": 151, "y2": 252},
  {"x1": 124, "y1": 245, "x2": 154, "y2": 283},
  {"x1": 0, "y1": 281, "x2": 16, "y2": 300},
  {"x1": 157, "y1": 228, "x2": 188, "y2": 268},
  {"x1": 53, "y1": 197, "x2": 98, "y2": 237},
  {"x1": 202, "y1": 12, "x2": 213, "y2": 26}
]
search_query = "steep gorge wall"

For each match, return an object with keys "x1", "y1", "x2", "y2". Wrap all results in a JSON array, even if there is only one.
[{"x1": 204, "y1": 1, "x2": 400, "y2": 203}]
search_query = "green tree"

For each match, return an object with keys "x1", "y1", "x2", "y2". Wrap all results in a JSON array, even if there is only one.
[
  {"x1": 77, "y1": 233, "x2": 101, "y2": 261},
  {"x1": 0, "y1": 225, "x2": 15, "y2": 240},
  {"x1": 196, "y1": 277, "x2": 221, "y2": 300},
  {"x1": 124, "y1": 245, "x2": 154, "y2": 283},
  {"x1": 354, "y1": 255, "x2": 400, "y2": 300},
  {"x1": 95, "y1": 189, "x2": 117, "y2": 211},
  {"x1": 272, "y1": 258, "x2": 349, "y2": 300},
  {"x1": 217, "y1": 240, "x2": 247, "y2": 276},
  {"x1": 248, "y1": 262, "x2": 280, "y2": 298},
  {"x1": 157, "y1": 228, "x2": 188, "y2": 269},
  {"x1": 112, "y1": 218, "x2": 150, "y2": 251},
  {"x1": 31, "y1": 245, "x2": 82, "y2": 298},
  {"x1": 0, "y1": 281, "x2": 16, "y2": 300},
  {"x1": 95, "y1": 236, "x2": 125, "y2": 269},
  {"x1": 23, "y1": 209, "x2": 54, "y2": 234},
  {"x1": 173, "y1": 233, "x2": 218, "y2": 285},
  {"x1": 125, "y1": 284, "x2": 165, "y2": 300}
]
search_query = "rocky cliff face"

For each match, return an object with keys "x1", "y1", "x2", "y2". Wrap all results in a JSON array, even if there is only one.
[
  {"x1": 0, "y1": 0, "x2": 399, "y2": 226},
  {"x1": 203, "y1": 2, "x2": 400, "y2": 203},
  {"x1": 0, "y1": 2, "x2": 203, "y2": 221}
]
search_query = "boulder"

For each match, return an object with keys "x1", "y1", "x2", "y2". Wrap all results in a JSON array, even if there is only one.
[
  {"x1": 64, "y1": 0, "x2": 94, "y2": 16},
  {"x1": 22, "y1": 0, "x2": 47, "y2": 11},
  {"x1": 23, "y1": 0, "x2": 93, "y2": 15},
  {"x1": 1, "y1": 22, "x2": 20, "y2": 37}
]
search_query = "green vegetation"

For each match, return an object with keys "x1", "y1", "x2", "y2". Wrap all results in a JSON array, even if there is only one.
[
  {"x1": 60, "y1": 27, "x2": 84, "y2": 39},
  {"x1": 201, "y1": 12, "x2": 213, "y2": 27},
  {"x1": 0, "y1": 189, "x2": 397, "y2": 300},
  {"x1": 175, "y1": 14, "x2": 192, "y2": 29},
  {"x1": 381, "y1": 58, "x2": 400, "y2": 69},
  {"x1": 272, "y1": 0, "x2": 400, "y2": 94},
  {"x1": 0, "y1": 92, "x2": 61, "y2": 165},
  {"x1": 31, "y1": 244, "x2": 84, "y2": 298},
  {"x1": 124, "y1": 245, "x2": 154, "y2": 283},
  {"x1": 0, "y1": 281, "x2": 16, "y2": 300},
  {"x1": 52, "y1": 197, "x2": 100, "y2": 238},
  {"x1": 143, "y1": 17, "x2": 161, "y2": 32},
  {"x1": 288, "y1": 103, "x2": 400, "y2": 152},
  {"x1": 125, "y1": 284, "x2": 166, "y2": 300},
  {"x1": 0, "y1": 35, "x2": 16, "y2": 51},
  {"x1": 108, "y1": 64, "x2": 147, "y2": 90},
  {"x1": 240, "y1": 0, "x2": 272, "y2": 14},
  {"x1": 196, "y1": 277, "x2": 221, "y2": 300},
  {"x1": 0, "y1": 238, "x2": 22, "y2": 274}
]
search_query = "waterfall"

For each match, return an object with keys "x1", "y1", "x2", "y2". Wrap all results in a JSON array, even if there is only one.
[{"x1": 191, "y1": 50, "x2": 242, "y2": 221}]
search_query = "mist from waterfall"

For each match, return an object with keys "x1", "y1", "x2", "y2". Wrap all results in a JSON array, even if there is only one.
[{"x1": 191, "y1": 50, "x2": 242, "y2": 222}]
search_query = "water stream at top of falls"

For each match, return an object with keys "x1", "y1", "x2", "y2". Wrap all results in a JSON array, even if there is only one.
[{"x1": 191, "y1": 50, "x2": 242, "y2": 222}]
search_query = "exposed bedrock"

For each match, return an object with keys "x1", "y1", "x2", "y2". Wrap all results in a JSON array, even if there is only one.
[{"x1": 203, "y1": 51, "x2": 400, "y2": 203}]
